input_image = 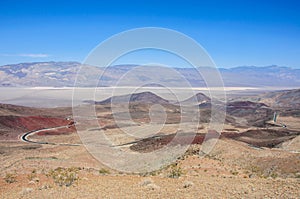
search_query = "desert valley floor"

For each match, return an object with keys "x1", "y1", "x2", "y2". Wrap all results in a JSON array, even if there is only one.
[{"x1": 0, "y1": 87, "x2": 299, "y2": 198}]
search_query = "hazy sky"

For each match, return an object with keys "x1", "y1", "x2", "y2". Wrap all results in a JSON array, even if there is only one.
[{"x1": 0, "y1": 0, "x2": 299, "y2": 68}]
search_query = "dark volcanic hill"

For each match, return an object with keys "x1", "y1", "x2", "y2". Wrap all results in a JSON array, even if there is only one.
[
  {"x1": 227, "y1": 101, "x2": 268, "y2": 109},
  {"x1": 226, "y1": 101, "x2": 273, "y2": 127},
  {"x1": 95, "y1": 92, "x2": 170, "y2": 105},
  {"x1": 222, "y1": 129, "x2": 300, "y2": 148}
]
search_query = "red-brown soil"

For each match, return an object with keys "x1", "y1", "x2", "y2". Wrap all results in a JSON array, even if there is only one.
[
  {"x1": 0, "y1": 115, "x2": 74, "y2": 140},
  {"x1": 36, "y1": 126, "x2": 75, "y2": 136},
  {"x1": 19, "y1": 116, "x2": 71, "y2": 131},
  {"x1": 130, "y1": 129, "x2": 300, "y2": 152}
]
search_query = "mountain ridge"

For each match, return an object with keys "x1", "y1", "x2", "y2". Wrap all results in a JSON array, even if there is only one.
[{"x1": 1, "y1": 61, "x2": 300, "y2": 87}]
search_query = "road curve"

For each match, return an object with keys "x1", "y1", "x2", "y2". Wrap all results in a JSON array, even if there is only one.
[{"x1": 20, "y1": 124, "x2": 81, "y2": 146}]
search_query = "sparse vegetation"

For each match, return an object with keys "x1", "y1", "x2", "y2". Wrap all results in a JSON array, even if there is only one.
[
  {"x1": 247, "y1": 165, "x2": 281, "y2": 179},
  {"x1": 47, "y1": 167, "x2": 79, "y2": 187},
  {"x1": 168, "y1": 164, "x2": 183, "y2": 178},
  {"x1": 38, "y1": 184, "x2": 52, "y2": 190},
  {"x1": 248, "y1": 165, "x2": 263, "y2": 177},
  {"x1": 230, "y1": 170, "x2": 239, "y2": 175},
  {"x1": 4, "y1": 172, "x2": 17, "y2": 183},
  {"x1": 149, "y1": 170, "x2": 158, "y2": 176},
  {"x1": 184, "y1": 145, "x2": 200, "y2": 156},
  {"x1": 27, "y1": 169, "x2": 38, "y2": 182},
  {"x1": 270, "y1": 172, "x2": 278, "y2": 179},
  {"x1": 99, "y1": 168, "x2": 110, "y2": 175},
  {"x1": 25, "y1": 156, "x2": 58, "y2": 160},
  {"x1": 139, "y1": 170, "x2": 160, "y2": 177},
  {"x1": 205, "y1": 153, "x2": 222, "y2": 161}
]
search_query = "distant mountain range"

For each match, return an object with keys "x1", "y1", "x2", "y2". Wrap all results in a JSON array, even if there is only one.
[{"x1": 1, "y1": 61, "x2": 300, "y2": 87}]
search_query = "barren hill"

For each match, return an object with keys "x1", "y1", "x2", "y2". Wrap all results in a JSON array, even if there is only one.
[
  {"x1": 259, "y1": 88, "x2": 300, "y2": 108},
  {"x1": 226, "y1": 101, "x2": 273, "y2": 127},
  {"x1": 95, "y1": 92, "x2": 170, "y2": 105},
  {"x1": 0, "y1": 103, "x2": 73, "y2": 140}
]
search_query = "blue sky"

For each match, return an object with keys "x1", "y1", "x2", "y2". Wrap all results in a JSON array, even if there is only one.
[{"x1": 0, "y1": 0, "x2": 299, "y2": 68}]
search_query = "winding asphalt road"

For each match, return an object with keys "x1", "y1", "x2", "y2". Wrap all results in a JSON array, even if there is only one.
[
  {"x1": 20, "y1": 124, "x2": 81, "y2": 146},
  {"x1": 20, "y1": 124, "x2": 299, "y2": 153}
]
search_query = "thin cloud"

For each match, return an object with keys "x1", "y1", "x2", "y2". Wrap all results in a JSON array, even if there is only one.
[
  {"x1": 0, "y1": 53, "x2": 50, "y2": 58},
  {"x1": 19, "y1": 53, "x2": 50, "y2": 58}
]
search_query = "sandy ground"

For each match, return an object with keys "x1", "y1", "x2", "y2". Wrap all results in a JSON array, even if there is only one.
[
  {"x1": 1, "y1": 173, "x2": 299, "y2": 199},
  {"x1": 0, "y1": 136, "x2": 299, "y2": 198}
]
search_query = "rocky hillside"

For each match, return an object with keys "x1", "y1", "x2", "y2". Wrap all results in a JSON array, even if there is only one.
[{"x1": 259, "y1": 88, "x2": 300, "y2": 108}]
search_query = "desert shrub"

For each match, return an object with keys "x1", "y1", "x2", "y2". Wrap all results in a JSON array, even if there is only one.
[
  {"x1": 250, "y1": 165, "x2": 261, "y2": 173},
  {"x1": 4, "y1": 173, "x2": 17, "y2": 183},
  {"x1": 27, "y1": 169, "x2": 38, "y2": 181},
  {"x1": 248, "y1": 165, "x2": 264, "y2": 177},
  {"x1": 168, "y1": 165, "x2": 183, "y2": 178},
  {"x1": 205, "y1": 153, "x2": 222, "y2": 161},
  {"x1": 139, "y1": 170, "x2": 159, "y2": 177},
  {"x1": 99, "y1": 168, "x2": 110, "y2": 175},
  {"x1": 270, "y1": 172, "x2": 278, "y2": 179},
  {"x1": 38, "y1": 184, "x2": 52, "y2": 190},
  {"x1": 149, "y1": 170, "x2": 158, "y2": 176},
  {"x1": 230, "y1": 170, "x2": 239, "y2": 175},
  {"x1": 47, "y1": 167, "x2": 79, "y2": 187}
]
